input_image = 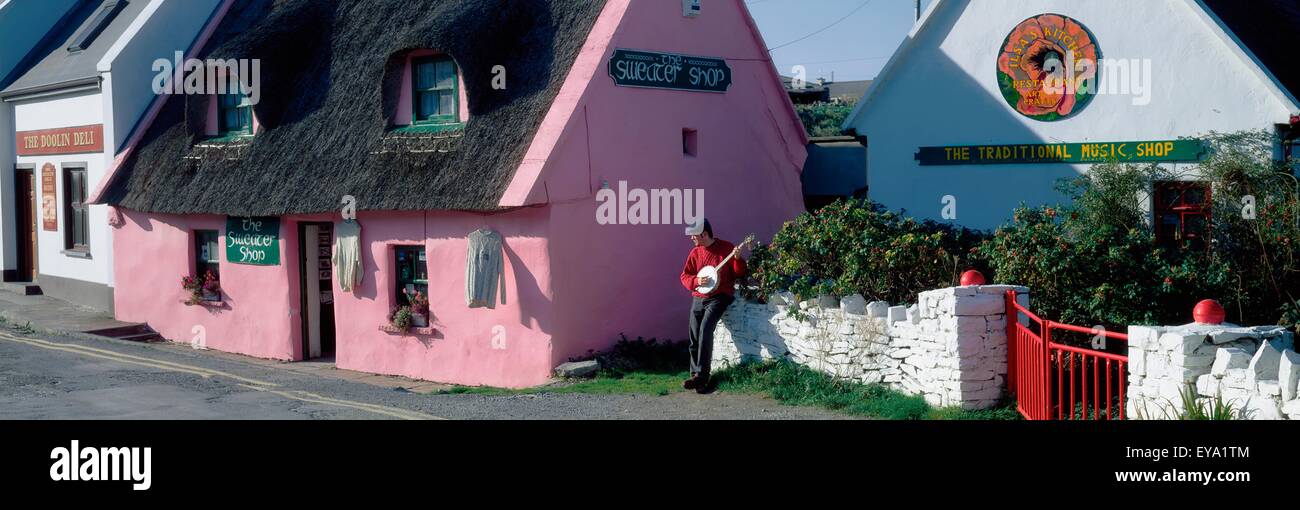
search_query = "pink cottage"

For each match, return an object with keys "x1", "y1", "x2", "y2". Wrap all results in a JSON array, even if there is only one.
[{"x1": 91, "y1": 0, "x2": 807, "y2": 388}]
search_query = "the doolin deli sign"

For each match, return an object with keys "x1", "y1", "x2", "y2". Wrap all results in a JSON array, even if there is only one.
[
  {"x1": 226, "y1": 216, "x2": 280, "y2": 265},
  {"x1": 16, "y1": 124, "x2": 104, "y2": 156},
  {"x1": 608, "y1": 48, "x2": 731, "y2": 93},
  {"x1": 915, "y1": 140, "x2": 1207, "y2": 166}
]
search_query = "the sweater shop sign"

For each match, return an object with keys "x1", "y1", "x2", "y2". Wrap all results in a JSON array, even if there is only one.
[
  {"x1": 225, "y1": 216, "x2": 280, "y2": 265},
  {"x1": 608, "y1": 49, "x2": 731, "y2": 93},
  {"x1": 16, "y1": 124, "x2": 104, "y2": 156},
  {"x1": 915, "y1": 140, "x2": 1207, "y2": 166}
]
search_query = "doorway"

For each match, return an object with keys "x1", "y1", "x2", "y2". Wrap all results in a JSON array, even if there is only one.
[
  {"x1": 13, "y1": 167, "x2": 36, "y2": 282},
  {"x1": 298, "y1": 222, "x2": 335, "y2": 359}
]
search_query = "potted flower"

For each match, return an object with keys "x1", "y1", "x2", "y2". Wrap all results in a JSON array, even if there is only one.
[
  {"x1": 181, "y1": 275, "x2": 203, "y2": 305},
  {"x1": 403, "y1": 288, "x2": 429, "y2": 327},
  {"x1": 182, "y1": 271, "x2": 222, "y2": 305},
  {"x1": 200, "y1": 270, "x2": 222, "y2": 302},
  {"x1": 389, "y1": 305, "x2": 413, "y2": 333}
]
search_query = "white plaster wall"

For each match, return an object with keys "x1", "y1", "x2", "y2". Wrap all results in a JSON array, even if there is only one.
[
  {"x1": 12, "y1": 90, "x2": 111, "y2": 286},
  {"x1": 849, "y1": 0, "x2": 1296, "y2": 230}
]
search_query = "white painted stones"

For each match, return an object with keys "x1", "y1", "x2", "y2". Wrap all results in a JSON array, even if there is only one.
[
  {"x1": 1159, "y1": 332, "x2": 1208, "y2": 355},
  {"x1": 866, "y1": 301, "x2": 890, "y2": 318},
  {"x1": 840, "y1": 294, "x2": 866, "y2": 316},
  {"x1": 954, "y1": 294, "x2": 1004, "y2": 316},
  {"x1": 1280, "y1": 349, "x2": 1300, "y2": 402},
  {"x1": 1211, "y1": 347, "x2": 1252, "y2": 376},
  {"x1": 1248, "y1": 339, "x2": 1285, "y2": 383}
]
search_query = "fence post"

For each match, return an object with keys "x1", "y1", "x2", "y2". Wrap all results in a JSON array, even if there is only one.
[
  {"x1": 1043, "y1": 320, "x2": 1054, "y2": 420},
  {"x1": 1005, "y1": 290, "x2": 1016, "y2": 390}
]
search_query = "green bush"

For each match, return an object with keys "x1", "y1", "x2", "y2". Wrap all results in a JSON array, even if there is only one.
[
  {"x1": 744, "y1": 198, "x2": 985, "y2": 306},
  {"x1": 795, "y1": 99, "x2": 856, "y2": 138},
  {"x1": 976, "y1": 205, "x2": 1230, "y2": 328},
  {"x1": 976, "y1": 130, "x2": 1299, "y2": 327}
]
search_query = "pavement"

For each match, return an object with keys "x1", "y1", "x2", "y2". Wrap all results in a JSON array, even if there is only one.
[{"x1": 0, "y1": 291, "x2": 858, "y2": 420}]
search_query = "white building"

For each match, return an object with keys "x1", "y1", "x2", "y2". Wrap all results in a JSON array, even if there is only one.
[
  {"x1": 0, "y1": 0, "x2": 221, "y2": 311},
  {"x1": 843, "y1": 0, "x2": 1300, "y2": 232}
]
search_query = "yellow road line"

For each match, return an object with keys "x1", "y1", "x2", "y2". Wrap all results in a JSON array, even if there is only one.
[
  {"x1": 0, "y1": 332, "x2": 444, "y2": 420},
  {"x1": 238, "y1": 385, "x2": 441, "y2": 421},
  {"x1": 0, "y1": 334, "x2": 220, "y2": 380},
  {"x1": 0, "y1": 332, "x2": 277, "y2": 387}
]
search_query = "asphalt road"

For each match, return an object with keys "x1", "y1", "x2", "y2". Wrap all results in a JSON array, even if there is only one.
[{"x1": 0, "y1": 326, "x2": 856, "y2": 420}]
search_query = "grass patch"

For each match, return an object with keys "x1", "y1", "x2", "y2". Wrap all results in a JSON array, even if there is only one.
[
  {"x1": 432, "y1": 335, "x2": 1020, "y2": 420},
  {"x1": 713, "y1": 360, "x2": 1020, "y2": 420},
  {"x1": 434, "y1": 336, "x2": 693, "y2": 396},
  {"x1": 435, "y1": 371, "x2": 690, "y2": 397}
]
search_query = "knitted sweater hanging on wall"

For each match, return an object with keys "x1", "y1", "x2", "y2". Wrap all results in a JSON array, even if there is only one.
[
  {"x1": 332, "y1": 219, "x2": 363, "y2": 292},
  {"x1": 466, "y1": 228, "x2": 506, "y2": 308}
]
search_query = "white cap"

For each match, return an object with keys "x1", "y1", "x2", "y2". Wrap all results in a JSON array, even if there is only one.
[{"x1": 684, "y1": 218, "x2": 707, "y2": 236}]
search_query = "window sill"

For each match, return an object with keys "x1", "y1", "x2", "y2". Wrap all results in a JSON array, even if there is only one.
[
  {"x1": 61, "y1": 249, "x2": 91, "y2": 259},
  {"x1": 182, "y1": 298, "x2": 226, "y2": 309},
  {"x1": 200, "y1": 133, "x2": 255, "y2": 144},
  {"x1": 389, "y1": 122, "x2": 464, "y2": 134},
  {"x1": 378, "y1": 324, "x2": 436, "y2": 336}
]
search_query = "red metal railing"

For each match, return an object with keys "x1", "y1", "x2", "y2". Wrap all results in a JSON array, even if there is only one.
[{"x1": 1005, "y1": 291, "x2": 1129, "y2": 420}]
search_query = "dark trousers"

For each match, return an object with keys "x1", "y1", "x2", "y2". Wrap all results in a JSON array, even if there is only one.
[{"x1": 688, "y1": 294, "x2": 733, "y2": 379}]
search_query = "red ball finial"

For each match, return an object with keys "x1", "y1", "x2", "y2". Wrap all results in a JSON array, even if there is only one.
[
  {"x1": 960, "y1": 270, "x2": 985, "y2": 286},
  {"x1": 1193, "y1": 299, "x2": 1226, "y2": 325}
]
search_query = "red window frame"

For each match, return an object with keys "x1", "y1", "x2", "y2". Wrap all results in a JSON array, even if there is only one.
[{"x1": 1153, "y1": 181, "x2": 1211, "y2": 249}]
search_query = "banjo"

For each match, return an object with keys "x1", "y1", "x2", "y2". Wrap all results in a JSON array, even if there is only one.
[{"x1": 695, "y1": 234, "x2": 755, "y2": 294}]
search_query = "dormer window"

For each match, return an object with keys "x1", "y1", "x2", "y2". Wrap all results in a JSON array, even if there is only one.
[
  {"x1": 413, "y1": 56, "x2": 460, "y2": 125},
  {"x1": 218, "y1": 91, "x2": 254, "y2": 137}
]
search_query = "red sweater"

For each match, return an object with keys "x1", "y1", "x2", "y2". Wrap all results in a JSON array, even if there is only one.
[{"x1": 679, "y1": 239, "x2": 746, "y2": 298}]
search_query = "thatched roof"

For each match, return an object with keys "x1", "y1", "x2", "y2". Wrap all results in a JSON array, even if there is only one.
[
  {"x1": 1203, "y1": 0, "x2": 1300, "y2": 102},
  {"x1": 99, "y1": 0, "x2": 608, "y2": 215}
]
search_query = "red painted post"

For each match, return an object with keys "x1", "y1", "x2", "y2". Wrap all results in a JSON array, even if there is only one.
[{"x1": 1005, "y1": 291, "x2": 1016, "y2": 390}]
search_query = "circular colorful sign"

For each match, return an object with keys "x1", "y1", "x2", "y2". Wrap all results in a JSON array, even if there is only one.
[{"x1": 997, "y1": 13, "x2": 1101, "y2": 122}]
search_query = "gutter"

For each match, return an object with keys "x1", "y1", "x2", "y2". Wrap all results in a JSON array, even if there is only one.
[{"x1": 0, "y1": 76, "x2": 101, "y2": 101}]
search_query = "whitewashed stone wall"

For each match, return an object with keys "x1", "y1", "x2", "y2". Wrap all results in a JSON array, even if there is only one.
[
  {"x1": 712, "y1": 285, "x2": 1027, "y2": 410},
  {"x1": 1127, "y1": 324, "x2": 1298, "y2": 420}
]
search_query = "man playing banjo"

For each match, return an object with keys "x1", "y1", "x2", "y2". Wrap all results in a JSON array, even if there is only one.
[{"x1": 679, "y1": 218, "x2": 749, "y2": 393}]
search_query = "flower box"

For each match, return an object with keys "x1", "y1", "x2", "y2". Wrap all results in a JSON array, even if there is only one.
[{"x1": 377, "y1": 324, "x2": 435, "y2": 336}]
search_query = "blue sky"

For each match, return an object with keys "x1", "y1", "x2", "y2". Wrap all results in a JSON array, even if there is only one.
[{"x1": 747, "y1": 0, "x2": 933, "y2": 82}]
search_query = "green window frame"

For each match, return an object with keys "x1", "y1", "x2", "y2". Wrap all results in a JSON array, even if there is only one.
[
  {"x1": 411, "y1": 56, "x2": 459, "y2": 125},
  {"x1": 394, "y1": 246, "x2": 428, "y2": 305},
  {"x1": 217, "y1": 92, "x2": 253, "y2": 136}
]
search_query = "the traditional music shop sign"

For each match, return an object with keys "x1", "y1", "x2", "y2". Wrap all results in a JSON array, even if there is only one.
[
  {"x1": 915, "y1": 140, "x2": 1207, "y2": 166},
  {"x1": 608, "y1": 49, "x2": 731, "y2": 93},
  {"x1": 16, "y1": 124, "x2": 104, "y2": 156}
]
